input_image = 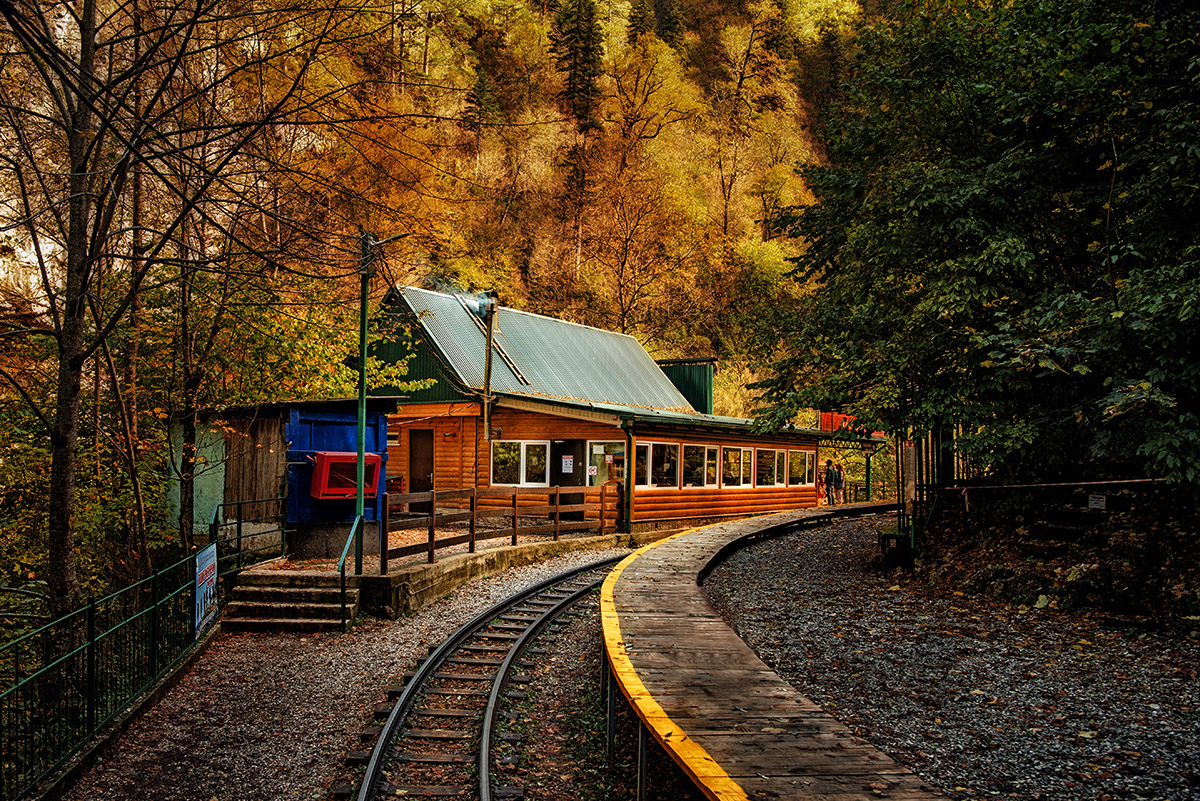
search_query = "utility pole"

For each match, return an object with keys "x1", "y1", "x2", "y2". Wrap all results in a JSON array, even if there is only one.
[{"x1": 356, "y1": 226, "x2": 408, "y2": 574}]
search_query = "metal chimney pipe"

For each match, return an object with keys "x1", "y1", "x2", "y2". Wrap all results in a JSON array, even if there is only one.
[{"x1": 482, "y1": 291, "x2": 499, "y2": 442}]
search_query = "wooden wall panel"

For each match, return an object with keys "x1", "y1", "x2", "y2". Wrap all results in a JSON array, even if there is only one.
[
  {"x1": 632, "y1": 487, "x2": 818, "y2": 521},
  {"x1": 473, "y1": 409, "x2": 624, "y2": 488},
  {"x1": 223, "y1": 412, "x2": 287, "y2": 518},
  {"x1": 387, "y1": 404, "x2": 824, "y2": 522}
]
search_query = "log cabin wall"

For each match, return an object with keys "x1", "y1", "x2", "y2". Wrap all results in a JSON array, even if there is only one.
[
  {"x1": 388, "y1": 402, "x2": 480, "y2": 499},
  {"x1": 627, "y1": 430, "x2": 819, "y2": 523},
  {"x1": 472, "y1": 408, "x2": 623, "y2": 488},
  {"x1": 388, "y1": 404, "x2": 822, "y2": 523}
]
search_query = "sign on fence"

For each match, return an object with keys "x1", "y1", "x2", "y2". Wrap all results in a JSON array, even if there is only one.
[{"x1": 195, "y1": 543, "x2": 218, "y2": 638}]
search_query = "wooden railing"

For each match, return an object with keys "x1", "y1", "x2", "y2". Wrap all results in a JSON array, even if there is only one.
[{"x1": 379, "y1": 482, "x2": 622, "y2": 572}]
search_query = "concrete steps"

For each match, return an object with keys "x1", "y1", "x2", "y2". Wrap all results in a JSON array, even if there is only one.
[{"x1": 223, "y1": 569, "x2": 360, "y2": 633}]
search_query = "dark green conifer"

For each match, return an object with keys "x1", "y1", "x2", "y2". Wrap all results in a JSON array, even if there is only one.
[
  {"x1": 654, "y1": 0, "x2": 681, "y2": 46},
  {"x1": 550, "y1": 0, "x2": 604, "y2": 134},
  {"x1": 628, "y1": 0, "x2": 656, "y2": 42}
]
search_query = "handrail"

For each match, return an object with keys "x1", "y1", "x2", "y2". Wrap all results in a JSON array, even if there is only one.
[
  {"x1": 0, "y1": 507, "x2": 292, "y2": 801},
  {"x1": 379, "y1": 482, "x2": 622, "y2": 572},
  {"x1": 337, "y1": 516, "x2": 363, "y2": 631}
]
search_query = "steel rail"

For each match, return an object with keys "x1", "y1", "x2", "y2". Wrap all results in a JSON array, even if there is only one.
[
  {"x1": 477, "y1": 574, "x2": 605, "y2": 801},
  {"x1": 356, "y1": 555, "x2": 622, "y2": 801}
]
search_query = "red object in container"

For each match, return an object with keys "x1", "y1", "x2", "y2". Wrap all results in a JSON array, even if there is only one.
[{"x1": 310, "y1": 452, "x2": 381, "y2": 499}]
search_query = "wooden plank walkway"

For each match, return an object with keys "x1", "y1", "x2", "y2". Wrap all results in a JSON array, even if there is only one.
[{"x1": 601, "y1": 503, "x2": 943, "y2": 801}]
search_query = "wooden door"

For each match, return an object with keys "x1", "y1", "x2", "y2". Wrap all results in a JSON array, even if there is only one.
[{"x1": 409, "y1": 429, "x2": 434, "y2": 513}]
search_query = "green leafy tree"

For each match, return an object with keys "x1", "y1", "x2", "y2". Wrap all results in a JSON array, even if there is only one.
[{"x1": 758, "y1": 0, "x2": 1200, "y2": 486}]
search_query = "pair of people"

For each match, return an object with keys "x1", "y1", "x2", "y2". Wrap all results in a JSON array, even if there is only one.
[{"x1": 822, "y1": 459, "x2": 845, "y2": 505}]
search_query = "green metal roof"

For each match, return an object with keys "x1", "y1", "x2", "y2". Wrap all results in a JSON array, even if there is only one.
[
  {"x1": 396, "y1": 286, "x2": 696, "y2": 414},
  {"x1": 389, "y1": 286, "x2": 853, "y2": 441}
]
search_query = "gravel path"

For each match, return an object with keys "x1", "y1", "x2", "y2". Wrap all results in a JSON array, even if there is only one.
[
  {"x1": 703, "y1": 517, "x2": 1200, "y2": 801},
  {"x1": 61, "y1": 547, "x2": 631, "y2": 801}
]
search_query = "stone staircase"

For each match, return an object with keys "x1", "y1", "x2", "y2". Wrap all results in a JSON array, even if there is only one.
[{"x1": 222, "y1": 570, "x2": 360, "y2": 633}]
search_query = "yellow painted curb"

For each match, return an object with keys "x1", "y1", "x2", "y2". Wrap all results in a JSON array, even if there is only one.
[{"x1": 601, "y1": 527, "x2": 750, "y2": 801}]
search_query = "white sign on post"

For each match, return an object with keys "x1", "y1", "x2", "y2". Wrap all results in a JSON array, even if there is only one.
[{"x1": 195, "y1": 543, "x2": 218, "y2": 638}]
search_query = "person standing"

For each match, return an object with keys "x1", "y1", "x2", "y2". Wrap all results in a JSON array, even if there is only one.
[
  {"x1": 834, "y1": 463, "x2": 846, "y2": 504},
  {"x1": 823, "y1": 460, "x2": 837, "y2": 505}
]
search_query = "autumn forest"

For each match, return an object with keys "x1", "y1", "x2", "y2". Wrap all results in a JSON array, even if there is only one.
[{"x1": 1, "y1": 0, "x2": 1197, "y2": 617}]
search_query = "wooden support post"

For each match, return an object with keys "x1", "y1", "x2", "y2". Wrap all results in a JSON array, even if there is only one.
[
  {"x1": 511, "y1": 491, "x2": 519, "y2": 546},
  {"x1": 636, "y1": 722, "x2": 649, "y2": 801},
  {"x1": 553, "y1": 486, "x2": 561, "y2": 541},
  {"x1": 468, "y1": 487, "x2": 477, "y2": 554},
  {"x1": 605, "y1": 653, "x2": 617, "y2": 760},
  {"x1": 599, "y1": 484, "x2": 608, "y2": 533},
  {"x1": 427, "y1": 490, "x2": 437, "y2": 564},
  {"x1": 380, "y1": 493, "x2": 389, "y2": 575}
]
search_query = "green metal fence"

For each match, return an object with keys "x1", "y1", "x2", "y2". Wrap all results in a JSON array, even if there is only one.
[{"x1": 0, "y1": 497, "x2": 287, "y2": 801}]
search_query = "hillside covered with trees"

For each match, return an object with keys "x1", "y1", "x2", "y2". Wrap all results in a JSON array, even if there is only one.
[{"x1": 1, "y1": 0, "x2": 1197, "y2": 619}]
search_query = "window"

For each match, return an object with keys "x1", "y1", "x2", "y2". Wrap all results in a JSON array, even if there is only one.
[
  {"x1": 682, "y1": 445, "x2": 719, "y2": 487},
  {"x1": 491, "y1": 441, "x2": 549, "y2": 486},
  {"x1": 588, "y1": 441, "x2": 625, "y2": 486},
  {"x1": 635, "y1": 444, "x2": 650, "y2": 486},
  {"x1": 788, "y1": 451, "x2": 815, "y2": 485},
  {"x1": 635, "y1": 442, "x2": 680, "y2": 487},
  {"x1": 722, "y1": 447, "x2": 753, "y2": 487},
  {"x1": 650, "y1": 443, "x2": 679, "y2": 488},
  {"x1": 756, "y1": 449, "x2": 787, "y2": 487}
]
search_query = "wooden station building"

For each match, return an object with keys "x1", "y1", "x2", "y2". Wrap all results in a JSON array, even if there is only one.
[{"x1": 376, "y1": 286, "x2": 839, "y2": 531}]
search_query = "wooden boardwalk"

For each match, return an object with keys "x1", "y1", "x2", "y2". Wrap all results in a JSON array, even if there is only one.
[{"x1": 601, "y1": 504, "x2": 942, "y2": 801}]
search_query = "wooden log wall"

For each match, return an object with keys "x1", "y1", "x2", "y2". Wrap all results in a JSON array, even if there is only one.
[
  {"x1": 472, "y1": 409, "x2": 621, "y2": 488},
  {"x1": 388, "y1": 404, "x2": 822, "y2": 523},
  {"x1": 633, "y1": 487, "x2": 820, "y2": 521},
  {"x1": 388, "y1": 403, "x2": 480, "y2": 499}
]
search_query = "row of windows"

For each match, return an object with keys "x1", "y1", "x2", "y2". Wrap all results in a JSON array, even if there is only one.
[{"x1": 490, "y1": 440, "x2": 817, "y2": 489}]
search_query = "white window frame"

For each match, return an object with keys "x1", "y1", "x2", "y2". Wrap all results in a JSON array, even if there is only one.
[
  {"x1": 490, "y1": 440, "x2": 551, "y2": 487},
  {"x1": 721, "y1": 446, "x2": 754, "y2": 488},
  {"x1": 587, "y1": 440, "x2": 626, "y2": 486},
  {"x1": 787, "y1": 450, "x2": 815, "y2": 486},
  {"x1": 756, "y1": 448, "x2": 787, "y2": 487},
  {"x1": 647, "y1": 441, "x2": 680, "y2": 489},
  {"x1": 634, "y1": 443, "x2": 651, "y2": 487},
  {"x1": 681, "y1": 444, "x2": 719, "y2": 488}
]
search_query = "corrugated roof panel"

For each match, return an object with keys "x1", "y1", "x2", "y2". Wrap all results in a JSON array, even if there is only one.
[{"x1": 398, "y1": 287, "x2": 696, "y2": 414}]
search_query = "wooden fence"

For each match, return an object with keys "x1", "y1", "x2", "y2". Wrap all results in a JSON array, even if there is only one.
[{"x1": 379, "y1": 482, "x2": 621, "y2": 572}]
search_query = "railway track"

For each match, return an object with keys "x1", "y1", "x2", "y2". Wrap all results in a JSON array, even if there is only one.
[{"x1": 354, "y1": 556, "x2": 622, "y2": 801}]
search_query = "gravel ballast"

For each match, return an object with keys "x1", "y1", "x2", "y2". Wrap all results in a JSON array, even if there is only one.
[
  {"x1": 60, "y1": 547, "x2": 631, "y2": 801},
  {"x1": 703, "y1": 517, "x2": 1200, "y2": 801}
]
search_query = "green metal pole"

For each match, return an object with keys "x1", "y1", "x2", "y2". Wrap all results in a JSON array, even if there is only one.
[
  {"x1": 356, "y1": 239, "x2": 370, "y2": 577},
  {"x1": 621, "y1": 419, "x2": 634, "y2": 533},
  {"x1": 865, "y1": 451, "x2": 873, "y2": 502}
]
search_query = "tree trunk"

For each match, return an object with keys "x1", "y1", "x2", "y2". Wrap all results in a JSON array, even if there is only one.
[{"x1": 46, "y1": 0, "x2": 99, "y2": 618}]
